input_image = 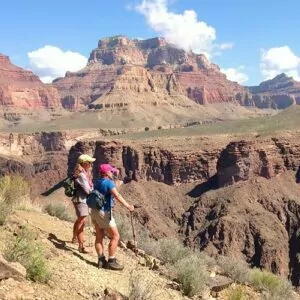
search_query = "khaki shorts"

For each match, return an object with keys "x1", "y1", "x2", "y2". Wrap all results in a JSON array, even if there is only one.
[{"x1": 90, "y1": 209, "x2": 117, "y2": 229}]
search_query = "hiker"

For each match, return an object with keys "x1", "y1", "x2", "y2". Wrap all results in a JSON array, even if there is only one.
[
  {"x1": 72, "y1": 154, "x2": 95, "y2": 253},
  {"x1": 91, "y1": 163, "x2": 134, "y2": 270}
]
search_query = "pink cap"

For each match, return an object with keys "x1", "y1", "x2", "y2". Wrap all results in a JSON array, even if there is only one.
[{"x1": 99, "y1": 164, "x2": 118, "y2": 174}]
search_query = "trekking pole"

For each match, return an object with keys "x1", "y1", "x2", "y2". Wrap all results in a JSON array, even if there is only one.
[
  {"x1": 88, "y1": 213, "x2": 93, "y2": 247},
  {"x1": 130, "y1": 212, "x2": 137, "y2": 248}
]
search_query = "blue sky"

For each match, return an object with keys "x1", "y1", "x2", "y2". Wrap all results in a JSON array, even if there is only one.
[{"x1": 1, "y1": 0, "x2": 300, "y2": 85}]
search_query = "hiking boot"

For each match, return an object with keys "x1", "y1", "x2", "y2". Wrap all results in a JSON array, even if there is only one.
[
  {"x1": 78, "y1": 246, "x2": 90, "y2": 254},
  {"x1": 106, "y1": 258, "x2": 124, "y2": 271},
  {"x1": 98, "y1": 255, "x2": 108, "y2": 269}
]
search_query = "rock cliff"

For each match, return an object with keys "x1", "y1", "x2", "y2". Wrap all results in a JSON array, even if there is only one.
[
  {"x1": 248, "y1": 73, "x2": 300, "y2": 109},
  {"x1": 0, "y1": 54, "x2": 61, "y2": 109},
  {"x1": 53, "y1": 36, "x2": 250, "y2": 109}
]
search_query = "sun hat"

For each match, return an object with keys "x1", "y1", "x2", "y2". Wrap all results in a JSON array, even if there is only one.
[
  {"x1": 77, "y1": 154, "x2": 96, "y2": 164},
  {"x1": 99, "y1": 164, "x2": 118, "y2": 174}
]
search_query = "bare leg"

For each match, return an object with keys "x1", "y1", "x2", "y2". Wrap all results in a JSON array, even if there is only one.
[
  {"x1": 75, "y1": 216, "x2": 86, "y2": 249},
  {"x1": 106, "y1": 226, "x2": 120, "y2": 258},
  {"x1": 94, "y1": 224, "x2": 105, "y2": 256}
]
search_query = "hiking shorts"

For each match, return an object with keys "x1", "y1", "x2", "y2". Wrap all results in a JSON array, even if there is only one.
[
  {"x1": 73, "y1": 202, "x2": 89, "y2": 218},
  {"x1": 90, "y1": 209, "x2": 116, "y2": 229}
]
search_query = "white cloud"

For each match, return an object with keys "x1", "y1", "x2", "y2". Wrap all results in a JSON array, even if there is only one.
[
  {"x1": 219, "y1": 43, "x2": 234, "y2": 50},
  {"x1": 221, "y1": 66, "x2": 249, "y2": 84},
  {"x1": 260, "y1": 46, "x2": 300, "y2": 81},
  {"x1": 135, "y1": 0, "x2": 231, "y2": 57},
  {"x1": 28, "y1": 45, "x2": 88, "y2": 83}
]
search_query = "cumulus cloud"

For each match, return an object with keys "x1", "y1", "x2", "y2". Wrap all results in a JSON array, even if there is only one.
[
  {"x1": 220, "y1": 66, "x2": 249, "y2": 84},
  {"x1": 260, "y1": 46, "x2": 300, "y2": 81},
  {"x1": 135, "y1": 0, "x2": 231, "y2": 57},
  {"x1": 28, "y1": 45, "x2": 88, "y2": 83}
]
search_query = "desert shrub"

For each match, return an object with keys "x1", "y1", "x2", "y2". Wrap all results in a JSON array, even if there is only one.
[
  {"x1": 129, "y1": 272, "x2": 158, "y2": 300},
  {"x1": 157, "y1": 126, "x2": 162, "y2": 130},
  {"x1": 44, "y1": 203, "x2": 73, "y2": 222},
  {"x1": 174, "y1": 254, "x2": 209, "y2": 297},
  {"x1": 226, "y1": 286, "x2": 246, "y2": 300},
  {"x1": 218, "y1": 256, "x2": 250, "y2": 283},
  {"x1": 4, "y1": 227, "x2": 50, "y2": 283},
  {"x1": 116, "y1": 213, "x2": 136, "y2": 242},
  {"x1": 157, "y1": 238, "x2": 190, "y2": 265},
  {"x1": 0, "y1": 175, "x2": 30, "y2": 225},
  {"x1": 249, "y1": 269, "x2": 293, "y2": 300},
  {"x1": 144, "y1": 127, "x2": 149, "y2": 131}
]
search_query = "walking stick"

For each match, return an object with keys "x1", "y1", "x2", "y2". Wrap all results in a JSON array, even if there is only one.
[{"x1": 130, "y1": 212, "x2": 137, "y2": 248}]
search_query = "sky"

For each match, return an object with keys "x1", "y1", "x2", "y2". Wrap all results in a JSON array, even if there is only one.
[{"x1": 1, "y1": 0, "x2": 300, "y2": 85}]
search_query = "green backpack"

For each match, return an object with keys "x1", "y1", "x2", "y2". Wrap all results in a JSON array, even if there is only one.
[{"x1": 63, "y1": 177, "x2": 76, "y2": 197}]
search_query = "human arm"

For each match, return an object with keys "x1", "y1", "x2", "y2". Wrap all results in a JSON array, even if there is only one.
[
  {"x1": 110, "y1": 188, "x2": 134, "y2": 212},
  {"x1": 75, "y1": 173, "x2": 93, "y2": 195}
]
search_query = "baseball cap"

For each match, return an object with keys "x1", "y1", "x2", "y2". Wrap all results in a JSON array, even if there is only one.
[
  {"x1": 99, "y1": 164, "x2": 118, "y2": 174},
  {"x1": 77, "y1": 154, "x2": 96, "y2": 164}
]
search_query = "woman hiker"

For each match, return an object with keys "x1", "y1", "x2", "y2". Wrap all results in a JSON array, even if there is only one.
[
  {"x1": 91, "y1": 163, "x2": 134, "y2": 270},
  {"x1": 72, "y1": 154, "x2": 95, "y2": 253}
]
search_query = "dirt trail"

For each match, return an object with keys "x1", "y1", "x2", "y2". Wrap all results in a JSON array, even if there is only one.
[{"x1": 0, "y1": 210, "x2": 184, "y2": 300}]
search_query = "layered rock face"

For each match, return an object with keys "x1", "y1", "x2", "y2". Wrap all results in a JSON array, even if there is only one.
[
  {"x1": 0, "y1": 54, "x2": 61, "y2": 109},
  {"x1": 67, "y1": 139, "x2": 221, "y2": 186},
  {"x1": 183, "y1": 135, "x2": 300, "y2": 284},
  {"x1": 248, "y1": 73, "x2": 300, "y2": 109},
  {"x1": 53, "y1": 36, "x2": 250, "y2": 109},
  {"x1": 0, "y1": 132, "x2": 67, "y2": 196}
]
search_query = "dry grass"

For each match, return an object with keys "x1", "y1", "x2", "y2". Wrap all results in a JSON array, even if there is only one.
[
  {"x1": 218, "y1": 256, "x2": 250, "y2": 284},
  {"x1": 225, "y1": 285, "x2": 247, "y2": 300},
  {"x1": 128, "y1": 271, "x2": 161, "y2": 300},
  {"x1": 0, "y1": 175, "x2": 30, "y2": 225},
  {"x1": 174, "y1": 254, "x2": 209, "y2": 297},
  {"x1": 249, "y1": 269, "x2": 294, "y2": 300},
  {"x1": 4, "y1": 227, "x2": 50, "y2": 283},
  {"x1": 43, "y1": 203, "x2": 74, "y2": 222}
]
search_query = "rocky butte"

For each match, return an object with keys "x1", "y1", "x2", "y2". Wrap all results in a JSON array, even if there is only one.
[
  {"x1": 53, "y1": 36, "x2": 252, "y2": 110},
  {"x1": 248, "y1": 73, "x2": 300, "y2": 109}
]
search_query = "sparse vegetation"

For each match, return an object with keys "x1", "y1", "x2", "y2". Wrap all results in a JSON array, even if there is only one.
[
  {"x1": 144, "y1": 127, "x2": 150, "y2": 131},
  {"x1": 157, "y1": 238, "x2": 190, "y2": 265},
  {"x1": 0, "y1": 175, "x2": 30, "y2": 225},
  {"x1": 226, "y1": 285, "x2": 247, "y2": 300},
  {"x1": 174, "y1": 254, "x2": 209, "y2": 297},
  {"x1": 129, "y1": 272, "x2": 159, "y2": 300},
  {"x1": 218, "y1": 256, "x2": 250, "y2": 283},
  {"x1": 4, "y1": 227, "x2": 50, "y2": 283},
  {"x1": 44, "y1": 203, "x2": 74, "y2": 222},
  {"x1": 249, "y1": 269, "x2": 293, "y2": 300}
]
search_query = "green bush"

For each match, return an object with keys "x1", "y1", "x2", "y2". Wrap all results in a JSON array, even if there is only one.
[
  {"x1": 4, "y1": 227, "x2": 50, "y2": 283},
  {"x1": 0, "y1": 175, "x2": 30, "y2": 225},
  {"x1": 174, "y1": 254, "x2": 209, "y2": 297},
  {"x1": 249, "y1": 269, "x2": 293, "y2": 300},
  {"x1": 44, "y1": 203, "x2": 74, "y2": 222},
  {"x1": 157, "y1": 238, "x2": 190, "y2": 265},
  {"x1": 218, "y1": 256, "x2": 250, "y2": 283}
]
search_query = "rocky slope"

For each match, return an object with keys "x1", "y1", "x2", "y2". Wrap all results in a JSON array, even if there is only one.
[
  {"x1": 0, "y1": 54, "x2": 65, "y2": 126},
  {"x1": 0, "y1": 54, "x2": 61, "y2": 109},
  {"x1": 248, "y1": 73, "x2": 300, "y2": 109},
  {"x1": 3, "y1": 129, "x2": 300, "y2": 285},
  {"x1": 53, "y1": 36, "x2": 251, "y2": 110}
]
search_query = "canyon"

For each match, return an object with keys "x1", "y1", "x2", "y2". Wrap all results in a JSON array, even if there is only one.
[
  {"x1": 2, "y1": 36, "x2": 300, "y2": 130},
  {"x1": 1, "y1": 128, "x2": 300, "y2": 285}
]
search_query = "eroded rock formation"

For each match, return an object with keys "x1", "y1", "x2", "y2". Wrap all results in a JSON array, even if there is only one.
[
  {"x1": 53, "y1": 36, "x2": 250, "y2": 109},
  {"x1": 0, "y1": 54, "x2": 61, "y2": 109}
]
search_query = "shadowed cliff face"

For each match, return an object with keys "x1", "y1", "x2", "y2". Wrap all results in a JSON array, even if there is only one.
[
  {"x1": 3, "y1": 131, "x2": 300, "y2": 285},
  {"x1": 182, "y1": 136, "x2": 300, "y2": 285}
]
